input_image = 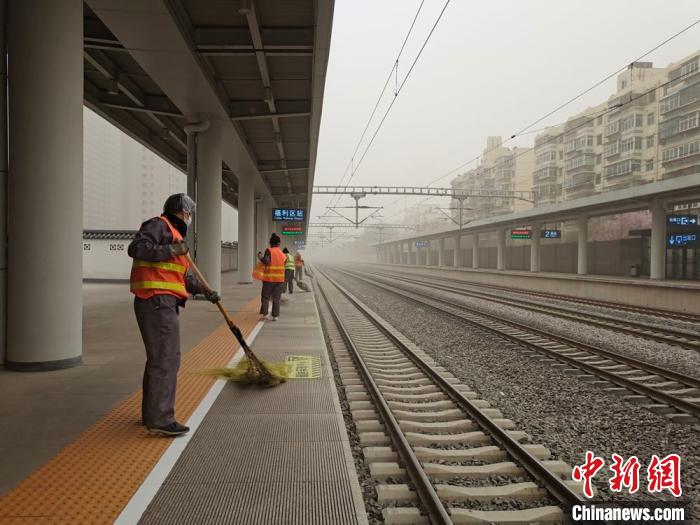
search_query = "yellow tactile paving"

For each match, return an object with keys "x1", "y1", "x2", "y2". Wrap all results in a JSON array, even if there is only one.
[{"x1": 0, "y1": 299, "x2": 262, "y2": 525}]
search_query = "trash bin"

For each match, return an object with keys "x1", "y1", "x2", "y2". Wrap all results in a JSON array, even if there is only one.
[{"x1": 630, "y1": 264, "x2": 639, "y2": 277}]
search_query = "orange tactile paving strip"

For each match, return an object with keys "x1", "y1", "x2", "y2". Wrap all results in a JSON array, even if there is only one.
[{"x1": 0, "y1": 299, "x2": 262, "y2": 525}]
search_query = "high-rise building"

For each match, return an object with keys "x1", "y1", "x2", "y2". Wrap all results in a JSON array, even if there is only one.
[
  {"x1": 451, "y1": 137, "x2": 534, "y2": 222},
  {"x1": 562, "y1": 104, "x2": 606, "y2": 200},
  {"x1": 658, "y1": 51, "x2": 700, "y2": 180},
  {"x1": 532, "y1": 125, "x2": 564, "y2": 205}
]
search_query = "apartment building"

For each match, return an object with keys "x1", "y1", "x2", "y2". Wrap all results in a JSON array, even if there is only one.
[
  {"x1": 658, "y1": 51, "x2": 700, "y2": 180},
  {"x1": 532, "y1": 126, "x2": 564, "y2": 205},
  {"x1": 602, "y1": 62, "x2": 666, "y2": 191},
  {"x1": 451, "y1": 136, "x2": 534, "y2": 221},
  {"x1": 562, "y1": 104, "x2": 606, "y2": 200}
]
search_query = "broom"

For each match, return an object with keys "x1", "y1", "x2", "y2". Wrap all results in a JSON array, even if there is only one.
[{"x1": 185, "y1": 253, "x2": 287, "y2": 386}]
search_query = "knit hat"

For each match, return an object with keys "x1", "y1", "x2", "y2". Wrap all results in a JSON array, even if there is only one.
[{"x1": 270, "y1": 233, "x2": 281, "y2": 246}]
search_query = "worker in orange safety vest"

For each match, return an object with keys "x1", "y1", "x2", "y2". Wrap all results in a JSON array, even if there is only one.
[
  {"x1": 256, "y1": 233, "x2": 286, "y2": 321},
  {"x1": 128, "y1": 193, "x2": 220, "y2": 437}
]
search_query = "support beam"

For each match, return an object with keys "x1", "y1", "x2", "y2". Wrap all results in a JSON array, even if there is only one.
[
  {"x1": 237, "y1": 174, "x2": 255, "y2": 284},
  {"x1": 497, "y1": 229, "x2": 506, "y2": 271},
  {"x1": 195, "y1": 121, "x2": 223, "y2": 293},
  {"x1": 650, "y1": 199, "x2": 666, "y2": 280},
  {"x1": 530, "y1": 223, "x2": 541, "y2": 273},
  {"x1": 7, "y1": 0, "x2": 83, "y2": 370},
  {"x1": 577, "y1": 216, "x2": 588, "y2": 276},
  {"x1": 472, "y1": 233, "x2": 479, "y2": 269}
]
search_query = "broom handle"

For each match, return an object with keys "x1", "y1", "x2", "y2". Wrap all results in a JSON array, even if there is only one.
[{"x1": 184, "y1": 252, "x2": 264, "y2": 366}]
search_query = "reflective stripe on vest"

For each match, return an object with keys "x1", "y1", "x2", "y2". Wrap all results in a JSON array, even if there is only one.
[
  {"x1": 130, "y1": 216, "x2": 190, "y2": 299},
  {"x1": 284, "y1": 254, "x2": 295, "y2": 270},
  {"x1": 260, "y1": 247, "x2": 286, "y2": 282}
]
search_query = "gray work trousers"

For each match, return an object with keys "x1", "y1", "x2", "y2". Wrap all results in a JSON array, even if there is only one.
[
  {"x1": 295, "y1": 267, "x2": 303, "y2": 281},
  {"x1": 134, "y1": 294, "x2": 181, "y2": 428},
  {"x1": 260, "y1": 281, "x2": 284, "y2": 317},
  {"x1": 284, "y1": 269, "x2": 294, "y2": 293}
]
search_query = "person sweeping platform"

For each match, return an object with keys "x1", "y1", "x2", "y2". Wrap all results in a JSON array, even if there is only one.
[
  {"x1": 282, "y1": 247, "x2": 295, "y2": 293},
  {"x1": 128, "y1": 193, "x2": 221, "y2": 437}
]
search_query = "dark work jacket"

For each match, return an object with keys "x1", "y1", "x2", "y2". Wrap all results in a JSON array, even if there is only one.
[{"x1": 128, "y1": 216, "x2": 204, "y2": 305}]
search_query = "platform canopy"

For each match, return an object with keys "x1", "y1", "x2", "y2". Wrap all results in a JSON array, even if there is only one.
[{"x1": 84, "y1": 0, "x2": 333, "y2": 210}]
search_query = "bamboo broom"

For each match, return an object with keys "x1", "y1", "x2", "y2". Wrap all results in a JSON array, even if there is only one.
[{"x1": 185, "y1": 253, "x2": 287, "y2": 386}]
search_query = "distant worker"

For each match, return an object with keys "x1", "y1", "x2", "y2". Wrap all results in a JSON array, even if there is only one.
[
  {"x1": 294, "y1": 251, "x2": 305, "y2": 282},
  {"x1": 282, "y1": 247, "x2": 295, "y2": 293},
  {"x1": 258, "y1": 233, "x2": 286, "y2": 321},
  {"x1": 128, "y1": 193, "x2": 220, "y2": 437}
]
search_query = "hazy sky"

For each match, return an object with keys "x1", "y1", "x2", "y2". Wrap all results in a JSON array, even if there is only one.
[{"x1": 312, "y1": 0, "x2": 700, "y2": 224}]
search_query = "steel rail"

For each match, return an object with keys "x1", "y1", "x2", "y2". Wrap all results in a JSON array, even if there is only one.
[
  {"x1": 316, "y1": 275, "x2": 453, "y2": 525},
  {"x1": 379, "y1": 266, "x2": 700, "y2": 323},
  {"x1": 359, "y1": 268, "x2": 700, "y2": 351},
  {"x1": 336, "y1": 268, "x2": 700, "y2": 419},
  {"x1": 317, "y1": 267, "x2": 584, "y2": 512}
]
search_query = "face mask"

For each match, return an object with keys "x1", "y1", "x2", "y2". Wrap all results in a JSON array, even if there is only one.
[{"x1": 184, "y1": 213, "x2": 192, "y2": 226}]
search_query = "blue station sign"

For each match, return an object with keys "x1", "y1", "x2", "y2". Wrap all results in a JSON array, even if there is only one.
[
  {"x1": 667, "y1": 232, "x2": 699, "y2": 248},
  {"x1": 415, "y1": 240, "x2": 429, "y2": 248},
  {"x1": 273, "y1": 208, "x2": 305, "y2": 222},
  {"x1": 541, "y1": 229, "x2": 561, "y2": 239},
  {"x1": 667, "y1": 215, "x2": 698, "y2": 227}
]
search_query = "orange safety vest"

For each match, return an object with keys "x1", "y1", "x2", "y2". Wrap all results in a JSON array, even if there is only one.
[
  {"x1": 294, "y1": 254, "x2": 304, "y2": 268},
  {"x1": 130, "y1": 216, "x2": 190, "y2": 300},
  {"x1": 253, "y1": 247, "x2": 286, "y2": 282}
]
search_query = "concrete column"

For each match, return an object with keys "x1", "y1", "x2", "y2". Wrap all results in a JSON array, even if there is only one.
[
  {"x1": 577, "y1": 216, "x2": 588, "y2": 275},
  {"x1": 0, "y1": 3, "x2": 7, "y2": 366},
  {"x1": 650, "y1": 199, "x2": 666, "y2": 280},
  {"x1": 497, "y1": 229, "x2": 506, "y2": 271},
  {"x1": 195, "y1": 121, "x2": 222, "y2": 293},
  {"x1": 453, "y1": 235, "x2": 461, "y2": 267},
  {"x1": 237, "y1": 174, "x2": 255, "y2": 284},
  {"x1": 530, "y1": 223, "x2": 541, "y2": 273},
  {"x1": 438, "y1": 238, "x2": 445, "y2": 267},
  {"x1": 403, "y1": 243, "x2": 409, "y2": 264},
  {"x1": 472, "y1": 233, "x2": 479, "y2": 269},
  {"x1": 7, "y1": 0, "x2": 83, "y2": 370}
]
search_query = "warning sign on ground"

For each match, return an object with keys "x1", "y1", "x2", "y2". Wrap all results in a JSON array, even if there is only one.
[{"x1": 285, "y1": 355, "x2": 322, "y2": 379}]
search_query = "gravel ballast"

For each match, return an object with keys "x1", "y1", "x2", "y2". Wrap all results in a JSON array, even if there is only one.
[{"x1": 326, "y1": 268, "x2": 700, "y2": 519}]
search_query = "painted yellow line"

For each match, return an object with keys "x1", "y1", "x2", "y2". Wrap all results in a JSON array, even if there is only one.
[{"x1": 0, "y1": 298, "x2": 262, "y2": 524}]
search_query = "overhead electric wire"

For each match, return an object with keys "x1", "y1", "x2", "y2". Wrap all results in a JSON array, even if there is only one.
[
  {"x1": 321, "y1": 0, "x2": 427, "y2": 218},
  {"x1": 377, "y1": 16, "x2": 700, "y2": 223}
]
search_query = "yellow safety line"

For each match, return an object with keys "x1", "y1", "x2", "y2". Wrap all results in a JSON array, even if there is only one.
[{"x1": 0, "y1": 298, "x2": 261, "y2": 524}]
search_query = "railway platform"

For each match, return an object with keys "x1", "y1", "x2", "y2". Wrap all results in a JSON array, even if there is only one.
[
  {"x1": 378, "y1": 263, "x2": 700, "y2": 316},
  {"x1": 0, "y1": 272, "x2": 367, "y2": 524}
]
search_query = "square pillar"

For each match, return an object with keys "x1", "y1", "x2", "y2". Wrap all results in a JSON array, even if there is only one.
[
  {"x1": 472, "y1": 233, "x2": 480, "y2": 269},
  {"x1": 438, "y1": 238, "x2": 445, "y2": 267},
  {"x1": 530, "y1": 223, "x2": 541, "y2": 273},
  {"x1": 650, "y1": 200, "x2": 666, "y2": 280},
  {"x1": 497, "y1": 229, "x2": 506, "y2": 271},
  {"x1": 237, "y1": 174, "x2": 255, "y2": 283},
  {"x1": 577, "y1": 216, "x2": 588, "y2": 275},
  {"x1": 453, "y1": 235, "x2": 461, "y2": 267}
]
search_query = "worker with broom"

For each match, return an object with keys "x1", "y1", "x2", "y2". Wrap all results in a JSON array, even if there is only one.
[
  {"x1": 128, "y1": 193, "x2": 220, "y2": 437},
  {"x1": 256, "y1": 233, "x2": 286, "y2": 321},
  {"x1": 282, "y1": 247, "x2": 296, "y2": 293}
]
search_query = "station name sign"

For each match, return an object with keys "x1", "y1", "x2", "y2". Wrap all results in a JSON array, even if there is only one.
[
  {"x1": 415, "y1": 240, "x2": 429, "y2": 247},
  {"x1": 273, "y1": 208, "x2": 305, "y2": 222},
  {"x1": 282, "y1": 225, "x2": 304, "y2": 236},
  {"x1": 293, "y1": 239, "x2": 305, "y2": 247},
  {"x1": 511, "y1": 229, "x2": 531, "y2": 239}
]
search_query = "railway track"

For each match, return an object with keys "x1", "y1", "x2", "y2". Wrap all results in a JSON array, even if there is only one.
[
  {"x1": 371, "y1": 264, "x2": 700, "y2": 324},
  {"x1": 314, "y1": 268, "x2": 586, "y2": 524},
  {"x1": 334, "y1": 267, "x2": 700, "y2": 426},
  {"x1": 355, "y1": 267, "x2": 700, "y2": 352}
]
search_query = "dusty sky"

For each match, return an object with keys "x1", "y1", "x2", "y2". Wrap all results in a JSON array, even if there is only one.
[{"x1": 311, "y1": 0, "x2": 700, "y2": 226}]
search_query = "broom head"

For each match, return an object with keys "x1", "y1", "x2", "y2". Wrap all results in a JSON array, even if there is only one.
[{"x1": 198, "y1": 358, "x2": 289, "y2": 387}]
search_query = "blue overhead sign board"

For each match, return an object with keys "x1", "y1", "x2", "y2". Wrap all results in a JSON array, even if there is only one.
[
  {"x1": 667, "y1": 215, "x2": 698, "y2": 227},
  {"x1": 273, "y1": 208, "x2": 305, "y2": 222},
  {"x1": 293, "y1": 239, "x2": 305, "y2": 247},
  {"x1": 415, "y1": 240, "x2": 429, "y2": 248},
  {"x1": 667, "y1": 233, "x2": 699, "y2": 248},
  {"x1": 541, "y1": 229, "x2": 561, "y2": 239}
]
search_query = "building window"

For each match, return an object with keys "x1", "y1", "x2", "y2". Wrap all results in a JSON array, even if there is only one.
[
  {"x1": 596, "y1": 134, "x2": 602, "y2": 145},
  {"x1": 662, "y1": 140, "x2": 700, "y2": 162},
  {"x1": 621, "y1": 80, "x2": 627, "y2": 89},
  {"x1": 647, "y1": 112, "x2": 655, "y2": 125},
  {"x1": 645, "y1": 159, "x2": 654, "y2": 171},
  {"x1": 646, "y1": 135, "x2": 655, "y2": 148},
  {"x1": 597, "y1": 116, "x2": 603, "y2": 125},
  {"x1": 595, "y1": 174, "x2": 601, "y2": 184}
]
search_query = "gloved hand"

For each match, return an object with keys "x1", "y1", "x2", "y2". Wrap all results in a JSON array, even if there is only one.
[
  {"x1": 170, "y1": 240, "x2": 189, "y2": 256},
  {"x1": 204, "y1": 289, "x2": 221, "y2": 304}
]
